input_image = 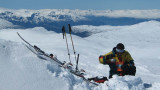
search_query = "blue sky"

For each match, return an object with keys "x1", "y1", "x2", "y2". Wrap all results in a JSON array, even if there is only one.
[{"x1": 0, "y1": 0, "x2": 160, "y2": 10}]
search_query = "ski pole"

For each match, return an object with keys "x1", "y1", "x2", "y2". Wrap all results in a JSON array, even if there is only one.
[
  {"x1": 62, "y1": 26, "x2": 71, "y2": 63},
  {"x1": 68, "y1": 24, "x2": 77, "y2": 61},
  {"x1": 75, "y1": 54, "x2": 80, "y2": 71}
]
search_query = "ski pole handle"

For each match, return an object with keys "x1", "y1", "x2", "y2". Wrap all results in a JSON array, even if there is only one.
[
  {"x1": 76, "y1": 54, "x2": 80, "y2": 71},
  {"x1": 62, "y1": 26, "x2": 65, "y2": 39},
  {"x1": 68, "y1": 24, "x2": 72, "y2": 34}
]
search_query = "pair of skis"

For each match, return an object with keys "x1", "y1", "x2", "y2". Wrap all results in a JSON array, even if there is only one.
[
  {"x1": 17, "y1": 32, "x2": 99, "y2": 86},
  {"x1": 17, "y1": 32, "x2": 65, "y2": 66},
  {"x1": 62, "y1": 24, "x2": 79, "y2": 71}
]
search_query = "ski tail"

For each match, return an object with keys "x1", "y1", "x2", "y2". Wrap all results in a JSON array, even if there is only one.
[{"x1": 88, "y1": 76, "x2": 108, "y2": 83}]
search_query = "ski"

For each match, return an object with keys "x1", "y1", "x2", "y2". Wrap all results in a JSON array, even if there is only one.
[
  {"x1": 17, "y1": 32, "x2": 99, "y2": 86},
  {"x1": 17, "y1": 32, "x2": 64, "y2": 65}
]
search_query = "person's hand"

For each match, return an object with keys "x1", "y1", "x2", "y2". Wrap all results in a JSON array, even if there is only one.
[
  {"x1": 110, "y1": 59, "x2": 116, "y2": 63},
  {"x1": 99, "y1": 55, "x2": 106, "y2": 64}
]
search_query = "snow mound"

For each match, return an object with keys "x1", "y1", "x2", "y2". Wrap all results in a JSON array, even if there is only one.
[
  {"x1": 95, "y1": 75, "x2": 151, "y2": 90},
  {"x1": 0, "y1": 39, "x2": 93, "y2": 90}
]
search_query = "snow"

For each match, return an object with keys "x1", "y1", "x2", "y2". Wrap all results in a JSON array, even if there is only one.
[{"x1": 0, "y1": 20, "x2": 160, "y2": 89}]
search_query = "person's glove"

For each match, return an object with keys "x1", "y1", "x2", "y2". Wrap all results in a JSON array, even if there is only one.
[
  {"x1": 99, "y1": 55, "x2": 105, "y2": 60},
  {"x1": 99, "y1": 55, "x2": 106, "y2": 64},
  {"x1": 110, "y1": 59, "x2": 116, "y2": 63}
]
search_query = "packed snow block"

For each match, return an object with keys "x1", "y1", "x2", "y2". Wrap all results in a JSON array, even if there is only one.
[
  {"x1": 108, "y1": 76, "x2": 145, "y2": 90},
  {"x1": 0, "y1": 39, "x2": 70, "y2": 90}
]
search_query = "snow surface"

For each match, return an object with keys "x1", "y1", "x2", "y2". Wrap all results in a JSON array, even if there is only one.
[{"x1": 0, "y1": 20, "x2": 160, "y2": 90}]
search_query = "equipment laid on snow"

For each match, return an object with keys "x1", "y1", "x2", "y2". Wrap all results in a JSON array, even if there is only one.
[
  {"x1": 68, "y1": 24, "x2": 77, "y2": 61},
  {"x1": 17, "y1": 32, "x2": 99, "y2": 86},
  {"x1": 75, "y1": 54, "x2": 80, "y2": 71},
  {"x1": 62, "y1": 25, "x2": 80, "y2": 71},
  {"x1": 62, "y1": 26, "x2": 71, "y2": 63}
]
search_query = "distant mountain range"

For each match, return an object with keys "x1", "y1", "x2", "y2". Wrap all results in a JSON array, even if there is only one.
[{"x1": 0, "y1": 9, "x2": 160, "y2": 36}]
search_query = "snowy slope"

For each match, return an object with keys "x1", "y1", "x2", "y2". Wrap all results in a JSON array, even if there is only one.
[
  {"x1": 0, "y1": 39, "x2": 68, "y2": 90},
  {"x1": 0, "y1": 32, "x2": 91, "y2": 90},
  {"x1": 0, "y1": 20, "x2": 160, "y2": 89}
]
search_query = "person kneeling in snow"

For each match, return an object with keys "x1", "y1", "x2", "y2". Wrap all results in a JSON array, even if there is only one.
[{"x1": 99, "y1": 43, "x2": 136, "y2": 78}]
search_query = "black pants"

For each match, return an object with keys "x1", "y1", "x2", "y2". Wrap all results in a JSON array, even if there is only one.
[
  {"x1": 109, "y1": 65, "x2": 136, "y2": 78},
  {"x1": 122, "y1": 65, "x2": 136, "y2": 76}
]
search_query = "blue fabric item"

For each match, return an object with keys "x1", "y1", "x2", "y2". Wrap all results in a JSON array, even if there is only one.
[{"x1": 128, "y1": 64, "x2": 133, "y2": 67}]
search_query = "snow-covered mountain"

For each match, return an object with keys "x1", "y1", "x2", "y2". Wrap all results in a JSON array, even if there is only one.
[
  {"x1": 0, "y1": 8, "x2": 160, "y2": 36},
  {"x1": 0, "y1": 19, "x2": 160, "y2": 90},
  {"x1": 0, "y1": 18, "x2": 18, "y2": 29}
]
